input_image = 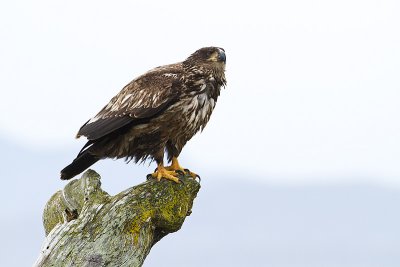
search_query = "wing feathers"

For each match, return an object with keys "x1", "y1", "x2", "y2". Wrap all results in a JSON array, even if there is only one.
[
  {"x1": 77, "y1": 116, "x2": 134, "y2": 140},
  {"x1": 76, "y1": 63, "x2": 182, "y2": 141}
]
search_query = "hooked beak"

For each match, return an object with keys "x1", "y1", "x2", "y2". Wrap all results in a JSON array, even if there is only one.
[{"x1": 218, "y1": 49, "x2": 226, "y2": 63}]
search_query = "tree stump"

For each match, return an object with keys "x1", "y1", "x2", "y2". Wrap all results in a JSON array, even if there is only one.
[{"x1": 34, "y1": 169, "x2": 200, "y2": 267}]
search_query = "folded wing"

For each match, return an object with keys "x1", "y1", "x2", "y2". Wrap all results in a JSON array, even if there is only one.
[{"x1": 76, "y1": 64, "x2": 182, "y2": 141}]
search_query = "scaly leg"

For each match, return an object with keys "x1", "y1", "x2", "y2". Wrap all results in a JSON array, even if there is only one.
[
  {"x1": 151, "y1": 161, "x2": 180, "y2": 183},
  {"x1": 166, "y1": 157, "x2": 200, "y2": 180}
]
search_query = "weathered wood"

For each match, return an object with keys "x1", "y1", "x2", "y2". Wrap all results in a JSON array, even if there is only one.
[{"x1": 34, "y1": 169, "x2": 200, "y2": 267}]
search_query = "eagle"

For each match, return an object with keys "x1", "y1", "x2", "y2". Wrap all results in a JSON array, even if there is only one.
[{"x1": 60, "y1": 47, "x2": 226, "y2": 183}]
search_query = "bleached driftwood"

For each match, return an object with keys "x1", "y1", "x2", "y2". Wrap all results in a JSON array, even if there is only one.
[{"x1": 34, "y1": 169, "x2": 200, "y2": 267}]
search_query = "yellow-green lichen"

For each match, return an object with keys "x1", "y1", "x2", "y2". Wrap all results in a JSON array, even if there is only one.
[
  {"x1": 130, "y1": 209, "x2": 155, "y2": 245},
  {"x1": 37, "y1": 170, "x2": 200, "y2": 267}
]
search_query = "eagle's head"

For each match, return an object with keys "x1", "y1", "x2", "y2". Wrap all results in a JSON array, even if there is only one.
[
  {"x1": 187, "y1": 47, "x2": 226, "y2": 64},
  {"x1": 184, "y1": 47, "x2": 226, "y2": 85}
]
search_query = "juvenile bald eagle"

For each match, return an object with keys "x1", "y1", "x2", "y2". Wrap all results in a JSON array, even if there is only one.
[{"x1": 60, "y1": 47, "x2": 226, "y2": 183}]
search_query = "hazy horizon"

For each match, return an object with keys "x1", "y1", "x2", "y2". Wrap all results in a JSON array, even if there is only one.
[
  {"x1": 1, "y1": 0, "x2": 399, "y2": 266},
  {"x1": 1, "y1": 137, "x2": 399, "y2": 266}
]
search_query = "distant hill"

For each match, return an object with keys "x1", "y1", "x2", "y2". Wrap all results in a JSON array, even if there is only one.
[{"x1": 1, "y1": 137, "x2": 399, "y2": 267}]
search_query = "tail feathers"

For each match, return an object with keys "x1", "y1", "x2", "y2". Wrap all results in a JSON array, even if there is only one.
[{"x1": 60, "y1": 152, "x2": 100, "y2": 180}]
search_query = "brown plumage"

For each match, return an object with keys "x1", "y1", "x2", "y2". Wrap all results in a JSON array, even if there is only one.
[{"x1": 60, "y1": 47, "x2": 226, "y2": 182}]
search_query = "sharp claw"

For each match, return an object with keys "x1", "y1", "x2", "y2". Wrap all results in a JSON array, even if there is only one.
[
  {"x1": 146, "y1": 174, "x2": 153, "y2": 181},
  {"x1": 195, "y1": 174, "x2": 201, "y2": 182},
  {"x1": 183, "y1": 168, "x2": 200, "y2": 182},
  {"x1": 175, "y1": 169, "x2": 185, "y2": 176},
  {"x1": 178, "y1": 176, "x2": 185, "y2": 184}
]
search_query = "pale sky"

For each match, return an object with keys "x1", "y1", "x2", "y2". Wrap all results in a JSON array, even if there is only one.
[
  {"x1": 1, "y1": 0, "x2": 400, "y2": 185},
  {"x1": 1, "y1": 2, "x2": 400, "y2": 266}
]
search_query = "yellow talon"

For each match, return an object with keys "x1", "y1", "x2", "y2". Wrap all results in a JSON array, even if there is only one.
[
  {"x1": 165, "y1": 157, "x2": 184, "y2": 172},
  {"x1": 165, "y1": 157, "x2": 200, "y2": 180},
  {"x1": 151, "y1": 163, "x2": 180, "y2": 183}
]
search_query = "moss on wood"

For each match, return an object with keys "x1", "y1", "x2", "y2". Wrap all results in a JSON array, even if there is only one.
[{"x1": 35, "y1": 169, "x2": 200, "y2": 267}]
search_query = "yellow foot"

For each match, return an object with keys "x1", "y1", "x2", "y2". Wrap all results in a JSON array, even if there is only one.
[
  {"x1": 165, "y1": 157, "x2": 201, "y2": 181},
  {"x1": 151, "y1": 165, "x2": 180, "y2": 183}
]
